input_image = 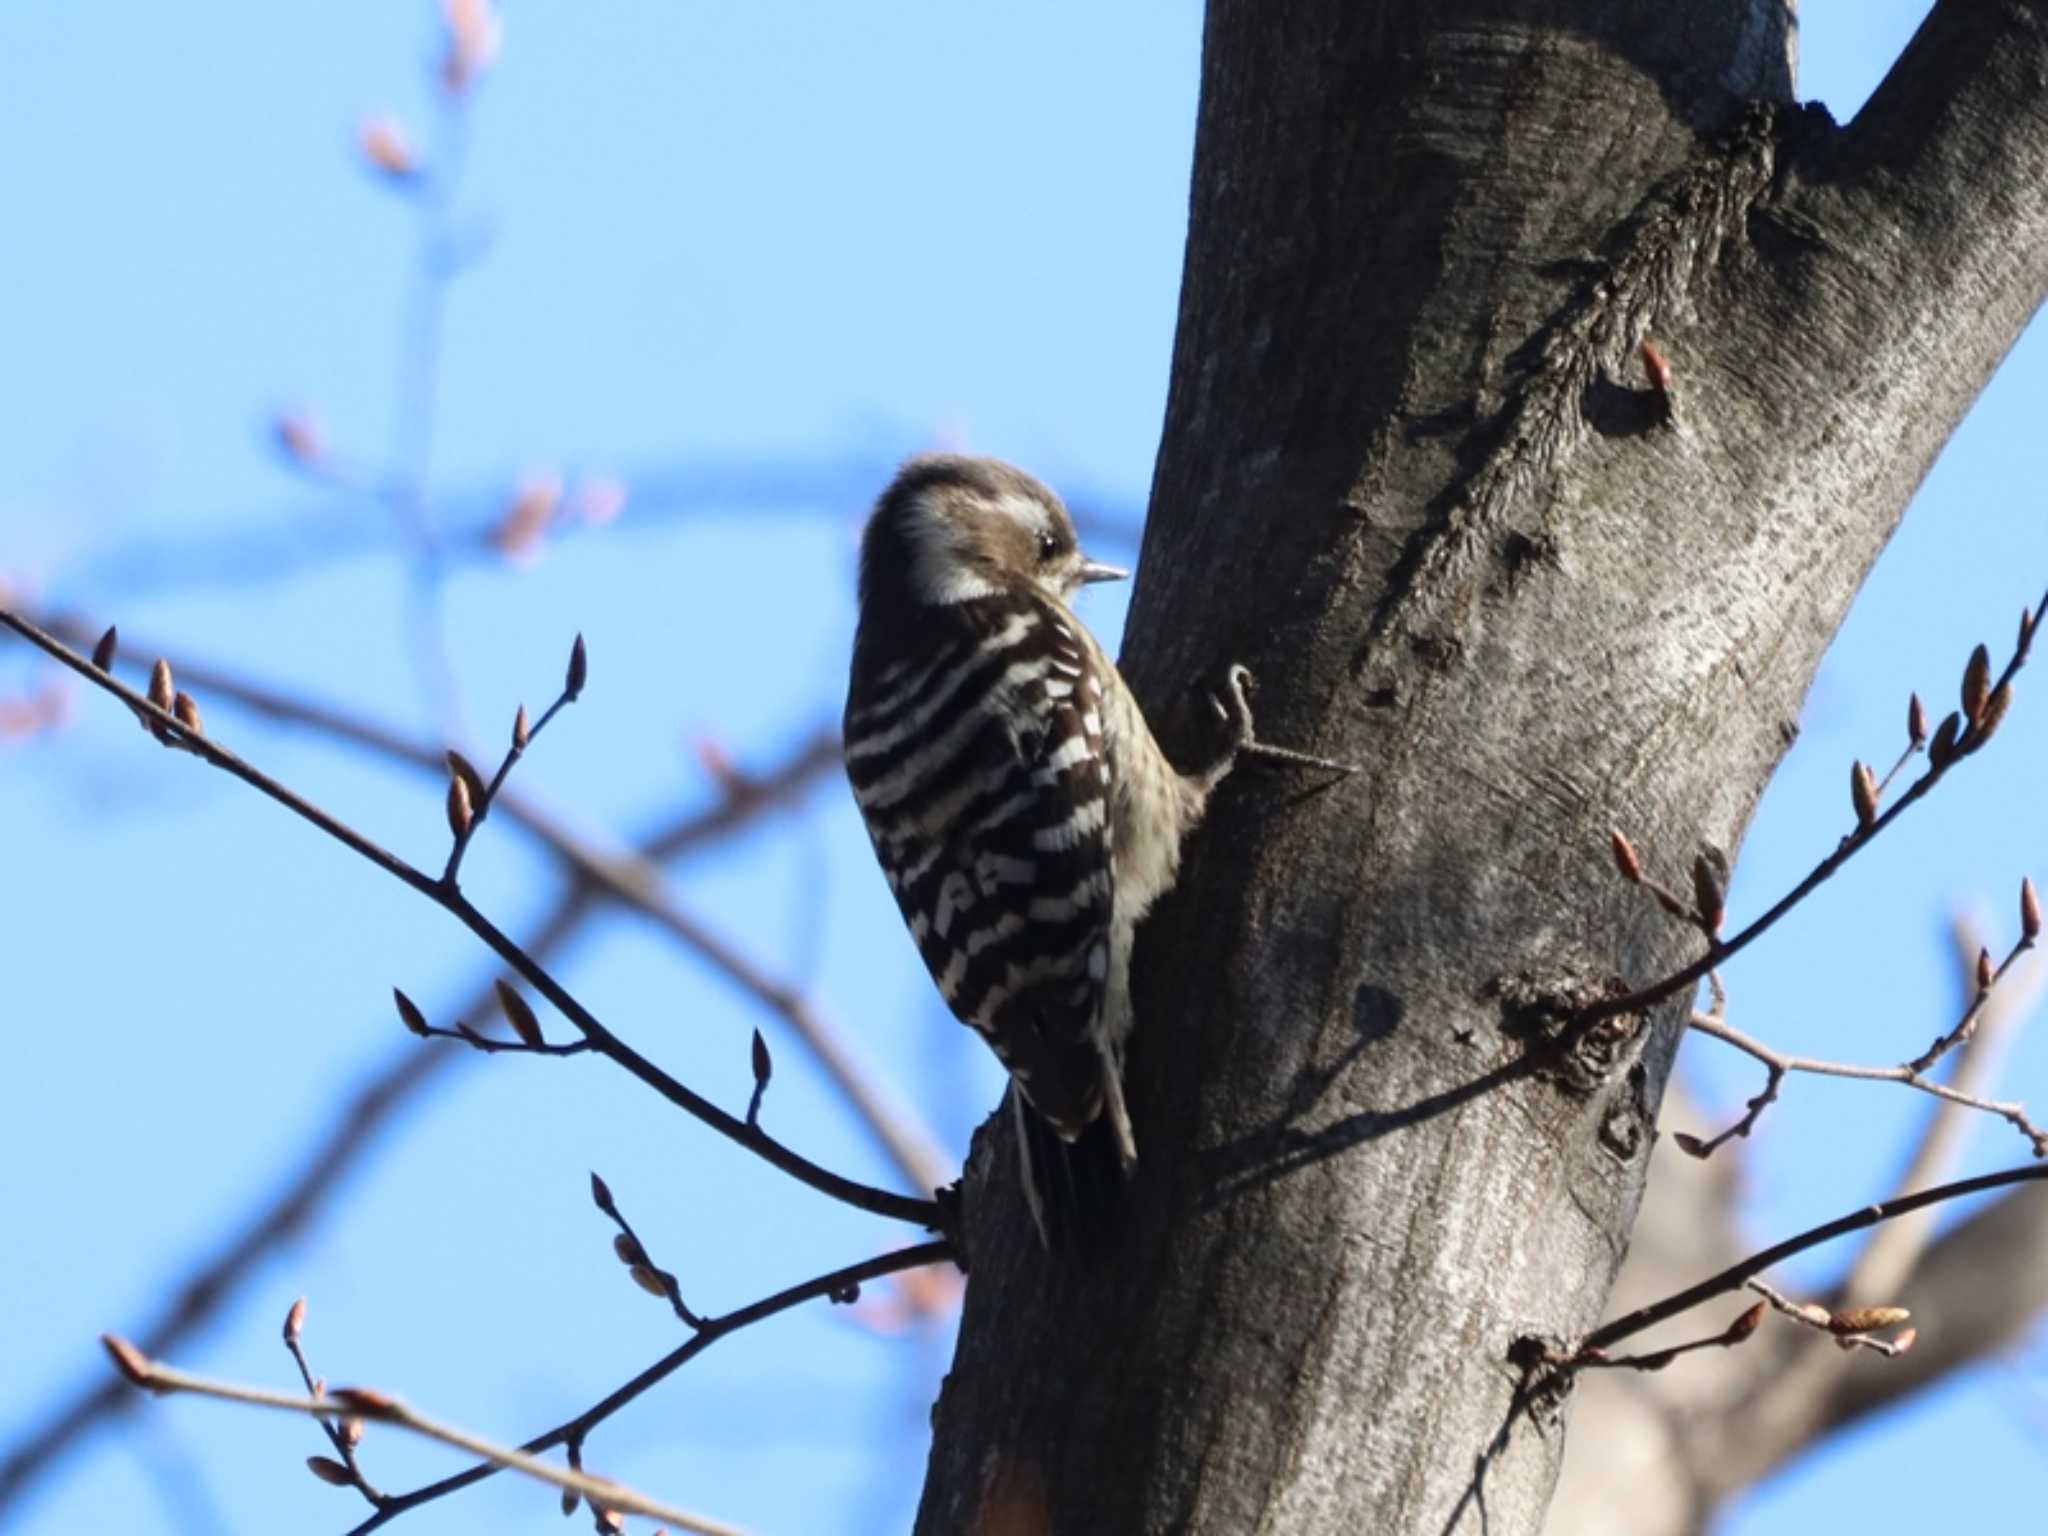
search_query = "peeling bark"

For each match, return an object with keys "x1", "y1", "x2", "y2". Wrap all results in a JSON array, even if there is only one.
[{"x1": 916, "y1": 4, "x2": 2048, "y2": 1532}]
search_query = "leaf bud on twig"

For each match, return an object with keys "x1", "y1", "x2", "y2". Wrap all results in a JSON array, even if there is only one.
[
  {"x1": 1850, "y1": 761, "x2": 1878, "y2": 830},
  {"x1": 1927, "y1": 710, "x2": 1963, "y2": 770},
  {"x1": 445, "y1": 775, "x2": 474, "y2": 839},
  {"x1": 446, "y1": 750, "x2": 488, "y2": 811},
  {"x1": 307, "y1": 1455, "x2": 355, "y2": 1487},
  {"x1": 496, "y1": 979, "x2": 544, "y2": 1049},
  {"x1": 1829, "y1": 1305, "x2": 1911, "y2": 1335},
  {"x1": 1691, "y1": 853, "x2": 1725, "y2": 934},
  {"x1": 1609, "y1": 829, "x2": 1643, "y2": 884},
  {"x1": 1907, "y1": 691, "x2": 1927, "y2": 747},
  {"x1": 1725, "y1": 1301, "x2": 1766, "y2": 1343},
  {"x1": 2022, "y1": 877, "x2": 2041, "y2": 943},
  {"x1": 91, "y1": 625, "x2": 118, "y2": 673},
  {"x1": 284, "y1": 1296, "x2": 307, "y2": 1344},
  {"x1": 565, "y1": 633, "x2": 588, "y2": 701},
  {"x1": 1961, "y1": 643, "x2": 1991, "y2": 725},
  {"x1": 393, "y1": 988, "x2": 430, "y2": 1037},
  {"x1": 148, "y1": 658, "x2": 175, "y2": 713},
  {"x1": 1972, "y1": 682, "x2": 2012, "y2": 747}
]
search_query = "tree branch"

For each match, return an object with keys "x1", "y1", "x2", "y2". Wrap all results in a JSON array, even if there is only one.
[
  {"x1": 38, "y1": 612, "x2": 953, "y2": 1195},
  {"x1": 0, "y1": 606, "x2": 939, "y2": 1227},
  {"x1": 100, "y1": 1336, "x2": 745, "y2": 1536},
  {"x1": 342, "y1": 1240, "x2": 953, "y2": 1533},
  {"x1": 1577, "y1": 1163, "x2": 2048, "y2": 1355}
]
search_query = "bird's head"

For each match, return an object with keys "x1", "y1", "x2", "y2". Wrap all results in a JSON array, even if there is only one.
[{"x1": 859, "y1": 454, "x2": 1127, "y2": 611}]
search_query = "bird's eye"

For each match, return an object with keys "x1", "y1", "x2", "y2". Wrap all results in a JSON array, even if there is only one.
[{"x1": 1037, "y1": 531, "x2": 1060, "y2": 564}]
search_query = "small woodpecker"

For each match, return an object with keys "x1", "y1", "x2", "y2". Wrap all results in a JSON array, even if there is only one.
[{"x1": 843, "y1": 454, "x2": 1349, "y2": 1242}]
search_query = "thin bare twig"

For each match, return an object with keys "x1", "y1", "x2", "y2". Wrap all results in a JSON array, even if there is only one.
[
  {"x1": 38, "y1": 611, "x2": 957, "y2": 1194},
  {"x1": 342, "y1": 1241, "x2": 953, "y2": 1534},
  {"x1": 99, "y1": 1337, "x2": 743, "y2": 1535},
  {"x1": 0, "y1": 605, "x2": 939, "y2": 1228},
  {"x1": 280, "y1": 1300, "x2": 382, "y2": 1503},
  {"x1": 1585, "y1": 591, "x2": 2043, "y2": 1025},
  {"x1": 1683, "y1": 986, "x2": 2048, "y2": 1158},
  {"x1": 1845, "y1": 916, "x2": 2044, "y2": 1304},
  {"x1": 1577, "y1": 1162, "x2": 2048, "y2": 1355},
  {"x1": 0, "y1": 738, "x2": 838, "y2": 1513}
]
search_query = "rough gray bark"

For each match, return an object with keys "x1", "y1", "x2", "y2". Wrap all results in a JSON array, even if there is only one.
[{"x1": 915, "y1": 3, "x2": 2048, "y2": 1533}]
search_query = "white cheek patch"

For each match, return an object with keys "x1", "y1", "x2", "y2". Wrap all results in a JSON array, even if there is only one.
[{"x1": 904, "y1": 493, "x2": 999, "y2": 604}]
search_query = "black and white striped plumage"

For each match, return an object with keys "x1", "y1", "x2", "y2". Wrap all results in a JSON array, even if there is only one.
[{"x1": 845, "y1": 456, "x2": 1234, "y2": 1238}]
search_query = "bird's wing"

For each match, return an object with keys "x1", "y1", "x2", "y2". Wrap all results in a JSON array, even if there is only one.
[{"x1": 854, "y1": 611, "x2": 1117, "y2": 1138}]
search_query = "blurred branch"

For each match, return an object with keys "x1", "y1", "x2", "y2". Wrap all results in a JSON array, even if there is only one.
[{"x1": 62, "y1": 451, "x2": 1146, "y2": 605}]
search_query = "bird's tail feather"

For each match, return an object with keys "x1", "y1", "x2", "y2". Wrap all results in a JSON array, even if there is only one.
[{"x1": 1013, "y1": 1088, "x2": 1126, "y2": 1252}]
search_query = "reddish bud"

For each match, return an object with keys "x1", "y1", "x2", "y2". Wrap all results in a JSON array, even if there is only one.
[
  {"x1": 1609, "y1": 829, "x2": 1643, "y2": 885},
  {"x1": 496, "y1": 979, "x2": 544, "y2": 1049},
  {"x1": 358, "y1": 114, "x2": 418, "y2": 179},
  {"x1": 589, "y1": 1171, "x2": 616, "y2": 1214},
  {"x1": 751, "y1": 1028, "x2": 772, "y2": 1092},
  {"x1": 1640, "y1": 339, "x2": 1673, "y2": 395},
  {"x1": 343, "y1": 1417, "x2": 364, "y2": 1448},
  {"x1": 565, "y1": 633, "x2": 588, "y2": 701},
  {"x1": 393, "y1": 988, "x2": 431, "y2": 1037},
  {"x1": 2022, "y1": 877, "x2": 2041, "y2": 943},
  {"x1": 445, "y1": 775, "x2": 474, "y2": 839},
  {"x1": 273, "y1": 410, "x2": 327, "y2": 465},
  {"x1": 1973, "y1": 682, "x2": 2013, "y2": 747},
  {"x1": 148, "y1": 658, "x2": 174, "y2": 713},
  {"x1": 628, "y1": 1264, "x2": 669, "y2": 1298},
  {"x1": 1891, "y1": 1326, "x2": 1919, "y2": 1354},
  {"x1": 512, "y1": 704, "x2": 531, "y2": 751},
  {"x1": 489, "y1": 472, "x2": 561, "y2": 562},
  {"x1": 1907, "y1": 691, "x2": 1927, "y2": 746},
  {"x1": 562, "y1": 1486, "x2": 580, "y2": 1517},
  {"x1": 91, "y1": 625, "x2": 118, "y2": 673},
  {"x1": 1976, "y1": 947, "x2": 1995, "y2": 994},
  {"x1": 284, "y1": 1296, "x2": 307, "y2": 1344},
  {"x1": 612, "y1": 1232, "x2": 647, "y2": 1266},
  {"x1": 446, "y1": 749, "x2": 488, "y2": 810},
  {"x1": 1672, "y1": 1131, "x2": 1709, "y2": 1159},
  {"x1": 330, "y1": 1385, "x2": 397, "y2": 1414},
  {"x1": 1829, "y1": 1305, "x2": 1910, "y2": 1335},
  {"x1": 307, "y1": 1455, "x2": 354, "y2": 1487},
  {"x1": 1928, "y1": 710, "x2": 1963, "y2": 769},
  {"x1": 172, "y1": 690, "x2": 203, "y2": 735},
  {"x1": 441, "y1": 0, "x2": 502, "y2": 92},
  {"x1": 1726, "y1": 1301, "x2": 1766, "y2": 1343},
  {"x1": 1962, "y1": 643, "x2": 1992, "y2": 725}
]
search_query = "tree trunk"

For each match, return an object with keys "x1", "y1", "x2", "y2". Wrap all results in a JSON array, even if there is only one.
[{"x1": 916, "y1": 3, "x2": 2048, "y2": 1532}]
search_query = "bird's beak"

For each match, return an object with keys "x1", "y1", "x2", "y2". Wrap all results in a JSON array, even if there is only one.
[{"x1": 1078, "y1": 557, "x2": 1129, "y2": 585}]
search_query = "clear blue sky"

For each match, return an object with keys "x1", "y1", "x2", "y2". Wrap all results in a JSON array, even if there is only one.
[{"x1": 1, "y1": 4, "x2": 2042, "y2": 1533}]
